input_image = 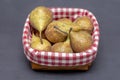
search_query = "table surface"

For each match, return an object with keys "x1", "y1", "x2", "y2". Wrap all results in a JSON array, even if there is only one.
[{"x1": 0, "y1": 0, "x2": 120, "y2": 80}]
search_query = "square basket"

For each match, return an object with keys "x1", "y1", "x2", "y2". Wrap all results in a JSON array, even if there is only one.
[{"x1": 22, "y1": 7, "x2": 100, "y2": 70}]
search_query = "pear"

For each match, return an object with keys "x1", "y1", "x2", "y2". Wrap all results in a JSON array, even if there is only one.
[
  {"x1": 70, "y1": 23, "x2": 81, "y2": 32},
  {"x1": 30, "y1": 33, "x2": 51, "y2": 51},
  {"x1": 45, "y1": 21, "x2": 68, "y2": 43},
  {"x1": 51, "y1": 28, "x2": 73, "y2": 53},
  {"x1": 58, "y1": 18, "x2": 72, "y2": 24},
  {"x1": 31, "y1": 27, "x2": 46, "y2": 39},
  {"x1": 58, "y1": 18, "x2": 81, "y2": 32},
  {"x1": 29, "y1": 6, "x2": 53, "y2": 44},
  {"x1": 34, "y1": 30, "x2": 47, "y2": 39},
  {"x1": 56, "y1": 18, "x2": 72, "y2": 33},
  {"x1": 70, "y1": 31, "x2": 92, "y2": 52},
  {"x1": 45, "y1": 18, "x2": 82, "y2": 43},
  {"x1": 31, "y1": 33, "x2": 40, "y2": 43},
  {"x1": 74, "y1": 16, "x2": 93, "y2": 34}
]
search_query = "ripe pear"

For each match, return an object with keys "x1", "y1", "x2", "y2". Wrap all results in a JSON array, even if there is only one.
[
  {"x1": 45, "y1": 18, "x2": 80, "y2": 43},
  {"x1": 29, "y1": 6, "x2": 53, "y2": 44},
  {"x1": 51, "y1": 28, "x2": 73, "y2": 53},
  {"x1": 56, "y1": 18, "x2": 72, "y2": 33},
  {"x1": 70, "y1": 31, "x2": 92, "y2": 52},
  {"x1": 70, "y1": 23, "x2": 81, "y2": 32},
  {"x1": 74, "y1": 16, "x2": 93, "y2": 33},
  {"x1": 30, "y1": 33, "x2": 51, "y2": 51},
  {"x1": 45, "y1": 21, "x2": 68, "y2": 43},
  {"x1": 58, "y1": 18, "x2": 81, "y2": 32},
  {"x1": 58, "y1": 18, "x2": 72, "y2": 24}
]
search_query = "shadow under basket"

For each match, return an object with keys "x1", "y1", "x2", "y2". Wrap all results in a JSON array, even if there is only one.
[{"x1": 23, "y1": 7, "x2": 100, "y2": 70}]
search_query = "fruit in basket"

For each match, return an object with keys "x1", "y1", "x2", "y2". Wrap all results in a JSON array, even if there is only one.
[
  {"x1": 45, "y1": 21, "x2": 68, "y2": 43},
  {"x1": 58, "y1": 18, "x2": 81, "y2": 32},
  {"x1": 45, "y1": 18, "x2": 81, "y2": 43},
  {"x1": 31, "y1": 27, "x2": 47, "y2": 39},
  {"x1": 29, "y1": 6, "x2": 53, "y2": 44},
  {"x1": 70, "y1": 31, "x2": 92, "y2": 52},
  {"x1": 31, "y1": 33, "x2": 40, "y2": 43},
  {"x1": 35, "y1": 30, "x2": 47, "y2": 39},
  {"x1": 51, "y1": 28, "x2": 73, "y2": 53},
  {"x1": 70, "y1": 23, "x2": 81, "y2": 32},
  {"x1": 45, "y1": 18, "x2": 72, "y2": 34},
  {"x1": 58, "y1": 18, "x2": 72, "y2": 23},
  {"x1": 74, "y1": 16, "x2": 93, "y2": 34},
  {"x1": 57, "y1": 19, "x2": 72, "y2": 34},
  {"x1": 30, "y1": 33, "x2": 51, "y2": 51}
]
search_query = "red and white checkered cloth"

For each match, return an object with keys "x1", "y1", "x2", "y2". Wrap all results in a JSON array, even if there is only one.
[{"x1": 22, "y1": 8, "x2": 100, "y2": 66}]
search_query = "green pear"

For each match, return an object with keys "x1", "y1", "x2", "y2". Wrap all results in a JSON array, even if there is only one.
[{"x1": 29, "y1": 6, "x2": 53, "y2": 44}]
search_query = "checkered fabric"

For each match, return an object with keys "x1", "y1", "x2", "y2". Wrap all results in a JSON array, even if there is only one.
[{"x1": 22, "y1": 8, "x2": 100, "y2": 66}]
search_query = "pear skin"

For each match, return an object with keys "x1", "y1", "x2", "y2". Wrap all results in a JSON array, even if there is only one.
[
  {"x1": 58, "y1": 18, "x2": 72, "y2": 24},
  {"x1": 51, "y1": 41, "x2": 73, "y2": 53},
  {"x1": 51, "y1": 28, "x2": 73, "y2": 53},
  {"x1": 29, "y1": 6, "x2": 53, "y2": 32},
  {"x1": 29, "y1": 6, "x2": 53, "y2": 44},
  {"x1": 70, "y1": 31, "x2": 92, "y2": 52},
  {"x1": 74, "y1": 16, "x2": 93, "y2": 33},
  {"x1": 58, "y1": 18, "x2": 81, "y2": 32},
  {"x1": 30, "y1": 34, "x2": 51, "y2": 51},
  {"x1": 45, "y1": 21, "x2": 68, "y2": 43}
]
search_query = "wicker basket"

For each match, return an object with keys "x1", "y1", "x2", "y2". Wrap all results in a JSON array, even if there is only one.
[{"x1": 22, "y1": 8, "x2": 100, "y2": 70}]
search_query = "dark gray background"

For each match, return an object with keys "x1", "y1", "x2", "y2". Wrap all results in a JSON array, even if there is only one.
[{"x1": 0, "y1": 0, "x2": 120, "y2": 80}]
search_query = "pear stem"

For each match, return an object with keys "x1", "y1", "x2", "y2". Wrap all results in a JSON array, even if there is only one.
[
  {"x1": 64, "y1": 28, "x2": 73, "y2": 44},
  {"x1": 67, "y1": 28, "x2": 72, "y2": 40},
  {"x1": 39, "y1": 31, "x2": 43, "y2": 44},
  {"x1": 54, "y1": 26, "x2": 68, "y2": 35},
  {"x1": 69, "y1": 27, "x2": 73, "y2": 49},
  {"x1": 69, "y1": 28, "x2": 72, "y2": 34}
]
